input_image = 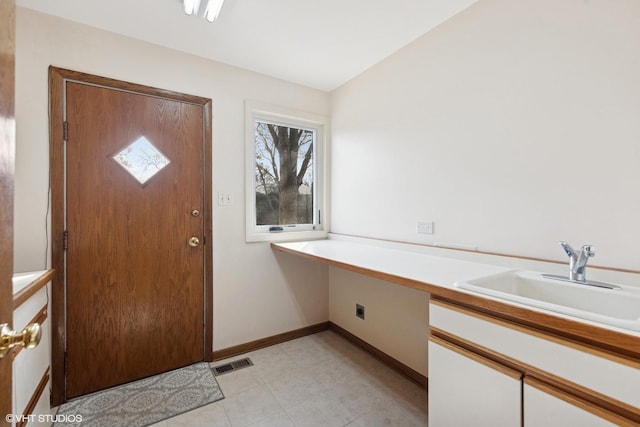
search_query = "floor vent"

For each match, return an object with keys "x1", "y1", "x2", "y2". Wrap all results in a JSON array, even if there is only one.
[{"x1": 212, "y1": 357, "x2": 254, "y2": 376}]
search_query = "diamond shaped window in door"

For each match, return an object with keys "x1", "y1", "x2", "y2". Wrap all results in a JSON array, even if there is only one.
[{"x1": 113, "y1": 136, "x2": 170, "y2": 184}]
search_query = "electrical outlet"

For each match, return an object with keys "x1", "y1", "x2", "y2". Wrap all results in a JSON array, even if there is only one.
[
  {"x1": 417, "y1": 221, "x2": 434, "y2": 234},
  {"x1": 356, "y1": 304, "x2": 365, "y2": 320},
  {"x1": 218, "y1": 192, "x2": 233, "y2": 206}
]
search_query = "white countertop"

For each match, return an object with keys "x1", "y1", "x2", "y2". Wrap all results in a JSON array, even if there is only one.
[
  {"x1": 274, "y1": 239, "x2": 510, "y2": 291},
  {"x1": 273, "y1": 235, "x2": 640, "y2": 339},
  {"x1": 13, "y1": 269, "x2": 50, "y2": 295}
]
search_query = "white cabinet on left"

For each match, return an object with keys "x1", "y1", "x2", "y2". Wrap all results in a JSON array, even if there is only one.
[{"x1": 10, "y1": 271, "x2": 52, "y2": 426}]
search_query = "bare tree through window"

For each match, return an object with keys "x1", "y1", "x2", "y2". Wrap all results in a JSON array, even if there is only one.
[
  {"x1": 113, "y1": 136, "x2": 170, "y2": 184},
  {"x1": 254, "y1": 121, "x2": 314, "y2": 225}
]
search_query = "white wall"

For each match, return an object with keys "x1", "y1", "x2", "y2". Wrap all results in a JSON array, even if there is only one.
[
  {"x1": 329, "y1": 0, "x2": 640, "y2": 374},
  {"x1": 331, "y1": 0, "x2": 640, "y2": 270},
  {"x1": 329, "y1": 267, "x2": 429, "y2": 376},
  {"x1": 14, "y1": 8, "x2": 330, "y2": 351}
]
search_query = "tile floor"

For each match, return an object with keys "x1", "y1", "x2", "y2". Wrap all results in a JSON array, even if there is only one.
[{"x1": 151, "y1": 330, "x2": 428, "y2": 427}]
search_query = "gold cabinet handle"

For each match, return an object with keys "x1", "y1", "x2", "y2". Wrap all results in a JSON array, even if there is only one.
[
  {"x1": 188, "y1": 237, "x2": 200, "y2": 247},
  {"x1": 0, "y1": 323, "x2": 42, "y2": 358}
]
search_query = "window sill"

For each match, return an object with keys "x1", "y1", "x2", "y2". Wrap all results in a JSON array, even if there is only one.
[{"x1": 246, "y1": 229, "x2": 328, "y2": 243}]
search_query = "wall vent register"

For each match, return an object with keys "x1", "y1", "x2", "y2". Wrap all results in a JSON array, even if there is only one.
[{"x1": 113, "y1": 136, "x2": 170, "y2": 184}]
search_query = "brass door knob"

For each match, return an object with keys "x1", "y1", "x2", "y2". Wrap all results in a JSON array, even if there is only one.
[
  {"x1": 0, "y1": 323, "x2": 42, "y2": 358},
  {"x1": 188, "y1": 237, "x2": 200, "y2": 247}
]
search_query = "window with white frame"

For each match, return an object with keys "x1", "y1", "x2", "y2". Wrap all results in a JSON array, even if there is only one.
[{"x1": 245, "y1": 101, "x2": 327, "y2": 242}]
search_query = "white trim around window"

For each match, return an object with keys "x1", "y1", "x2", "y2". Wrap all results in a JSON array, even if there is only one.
[{"x1": 245, "y1": 100, "x2": 329, "y2": 243}]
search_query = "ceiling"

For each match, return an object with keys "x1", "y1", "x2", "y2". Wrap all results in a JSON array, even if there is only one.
[{"x1": 16, "y1": 0, "x2": 479, "y2": 92}]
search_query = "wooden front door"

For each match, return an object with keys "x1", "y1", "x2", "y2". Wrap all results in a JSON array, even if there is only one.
[{"x1": 59, "y1": 75, "x2": 211, "y2": 399}]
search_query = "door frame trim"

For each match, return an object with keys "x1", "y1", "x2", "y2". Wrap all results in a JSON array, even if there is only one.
[
  {"x1": 0, "y1": 0, "x2": 16, "y2": 418},
  {"x1": 49, "y1": 66, "x2": 214, "y2": 406}
]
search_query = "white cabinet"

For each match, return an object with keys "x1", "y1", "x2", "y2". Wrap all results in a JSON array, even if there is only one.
[
  {"x1": 11, "y1": 272, "x2": 52, "y2": 427},
  {"x1": 428, "y1": 338, "x2": 521, "y2": 427},
  {"x1": 428, "y1": 298, "x2": 639, "y2": 426}
]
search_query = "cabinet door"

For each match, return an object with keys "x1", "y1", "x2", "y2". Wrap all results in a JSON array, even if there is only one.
[
  {"x1": 524, "y1": 379, "x2": 623, "y2": 427},
  {"x1": 428, "y1": 337, "x2": 521, "y2": 427}
]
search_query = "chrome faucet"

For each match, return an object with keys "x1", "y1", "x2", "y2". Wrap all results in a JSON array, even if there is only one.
[
  {"x1": 542, "y1": 242, "x2": 618, "y2": 289},
  {"x1": 559, "y1": 241, "x2": 595, "y2": 282}
]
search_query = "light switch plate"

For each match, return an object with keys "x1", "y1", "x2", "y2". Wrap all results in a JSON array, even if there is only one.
[{"x1": 218, "y1": 192, "x2": 233, "y2": 206}]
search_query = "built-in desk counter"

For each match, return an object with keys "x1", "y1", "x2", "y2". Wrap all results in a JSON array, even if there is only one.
[
  {"x1": 273, "y1": 238, "x2": 509, "y2": 294},
  {"x1": 272, "y1": 236, "x2": 640, "y2": 360}
]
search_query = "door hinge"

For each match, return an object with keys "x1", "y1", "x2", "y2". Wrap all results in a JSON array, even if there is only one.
[
  {"x1": 63, "y1": 230, "x2": 68, "y2": 251},
  {"x1": 63, "y1": 121, "x2": 68, "y2": 141}
]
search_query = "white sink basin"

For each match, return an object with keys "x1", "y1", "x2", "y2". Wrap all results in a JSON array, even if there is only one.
[{"x1": 455, "y1": 270, "x2": 640, "y2": 331}]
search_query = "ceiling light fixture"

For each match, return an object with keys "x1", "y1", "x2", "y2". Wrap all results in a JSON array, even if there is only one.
[
  {"x1": 183, "y1": 0, "x2": 225, "y2": 22},
  {"x1": 204, "y1": 0, "x2": 225, "y2": 22},
  {"x1": 183, "y1": 0, "x2": 201, "y2": 16}
]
